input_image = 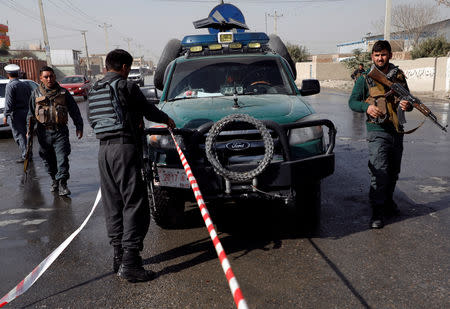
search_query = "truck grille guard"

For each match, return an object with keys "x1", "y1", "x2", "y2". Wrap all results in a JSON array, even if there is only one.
[{"x1": 144, "y1": 118, "x2": 336, "y2": 161}]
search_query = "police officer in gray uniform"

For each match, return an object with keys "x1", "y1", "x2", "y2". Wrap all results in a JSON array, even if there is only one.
[
  {"x1": 3, "y1": 64, "x2": 32, "y2": 163},
  {"x1": 88, "y1": 49, "x2": 175, "y2": 282},
  {"x1": 28, "y1": 66, "x2": 83, "y2": 196}
]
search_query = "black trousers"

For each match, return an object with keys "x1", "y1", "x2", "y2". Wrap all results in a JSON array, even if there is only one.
[{"x1": 98, "y1": 141, "x2": 150, "y2": 250}]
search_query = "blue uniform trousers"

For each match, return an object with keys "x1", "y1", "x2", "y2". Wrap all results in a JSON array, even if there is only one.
[
  {"x1": 35, "y1": 125, "x2": 71, "y2": 181},
  {"x1": 9, "y1": 109, "x2": 28, "y2": 159}
]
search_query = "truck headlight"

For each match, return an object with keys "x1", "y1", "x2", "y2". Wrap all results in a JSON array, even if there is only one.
[
  {"x1": 288, "y1": 115, "x2": 324, "y2": 146},
  {"x1": 147, "y1": 131, "x2": 185, "y2": 150},
  {"x1": 289, "y1": 126, "x2": 323, "y2": 145}
]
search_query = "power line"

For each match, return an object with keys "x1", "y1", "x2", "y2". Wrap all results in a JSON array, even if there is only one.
[{"x1": 4, "y1": 0, "x2": 81, "y2": 32}]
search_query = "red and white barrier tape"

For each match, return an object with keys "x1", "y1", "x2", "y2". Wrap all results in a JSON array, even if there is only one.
[
  {"x1": 0, "y1": 189, "x2": 102, "y2": 308},
  {"x1": 168, "y1": 128, "x2": 249, "y2": 309}
]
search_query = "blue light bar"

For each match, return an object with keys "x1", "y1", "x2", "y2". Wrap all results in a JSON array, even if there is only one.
[{"x1": 181, "y1": 32, "x2": 269, "y2": 47}]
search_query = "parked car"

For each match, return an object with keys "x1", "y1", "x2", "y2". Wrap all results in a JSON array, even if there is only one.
[
  {"x1": 0, "y1": 79, "x2": 38, "y2": 133},
  {"x1": 145, "y1": 26, "x2": 336, "y2": 228},
  {"x1": 59, "y1": 75, "x2": 91, "y2": 100},
  {"x1": 127, "y1": 66, "x2": 144, "y2": 87}
]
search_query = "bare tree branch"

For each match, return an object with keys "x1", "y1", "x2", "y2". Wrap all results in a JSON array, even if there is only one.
[
  {"x1": 435, "y1": 0, "x2": 450, "y2": 6},
  {"x1": 391, "y1": 4, "x2": 439, "y2": 48}
]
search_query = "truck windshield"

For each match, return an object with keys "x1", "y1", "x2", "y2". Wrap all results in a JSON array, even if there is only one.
[
  {"x1": 130, "y1": 69, "x2": 141, "y2": 74},
  {"x1": 166, "y1": 56, "x2": 295, "y2": 101}
]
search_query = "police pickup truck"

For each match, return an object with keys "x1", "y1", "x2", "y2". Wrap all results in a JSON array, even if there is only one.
[{"x1": 145, "y1": 11, "x2": 336, "y2": 228}]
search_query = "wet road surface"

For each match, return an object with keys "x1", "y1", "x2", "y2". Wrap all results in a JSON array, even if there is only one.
[{"x1": 0, "y1": 90, "x2": 448, "y2": 308}]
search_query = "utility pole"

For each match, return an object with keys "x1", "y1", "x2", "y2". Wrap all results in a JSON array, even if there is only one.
[
  {"x1": 37, "y1": 0, "x2": 52, "y2": 66},
  {"x1": 265, "y1": 12, "x2": 268, "y2": 33},
  {"x1": 80, "y1": 30, "x2": 91, "y2": 79},
  {"x1": 384, "y1": 0, "x2": 391, "y2": 41},
  {"x1": 267, "y1": 11, "x2": 283, "y2": 35},
  {"x1": 99, "y1": 23, "x2": 112, "y2": 54},
  {"x1": 124, "y1": 38, "x2": 132, "y2": 52}
]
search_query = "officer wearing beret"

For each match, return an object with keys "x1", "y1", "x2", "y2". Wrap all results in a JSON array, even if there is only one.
[
  {"x1": 3, "y1": 64, "x2": 32, "y2": 163},
  {"x1": 28, "y1": 66, "x2": 83, "y2": 196}
]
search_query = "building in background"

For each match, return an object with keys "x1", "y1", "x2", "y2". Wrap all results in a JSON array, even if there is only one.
[
  {"x1": 337, "y1": 18, "x2": 450, "y2": 54},
  {"x1": 50, "y1": 49, "x2": 82, "y2": 79},
  {"x1": 0, "y1": 24, "x2": 10, "y2": 48}
]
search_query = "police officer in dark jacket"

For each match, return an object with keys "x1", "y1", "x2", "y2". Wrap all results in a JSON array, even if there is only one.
[
  {"x1": 351, "y1": 63, "x2": 365, "y2": 82},
  {"x1": 28, "y1": 66, "x2": 83, "y2": 196},
  {"x1": 3, "y1": 64, "x2": 32, "y2": 163},
  {"x1": 89, "y1": 49, "x2": 175, "y2": 283}
]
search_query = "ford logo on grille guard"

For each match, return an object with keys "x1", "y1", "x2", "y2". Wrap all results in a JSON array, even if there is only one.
[{"x1": 225, "y1": 141, "x2": 251, "y2": 151}]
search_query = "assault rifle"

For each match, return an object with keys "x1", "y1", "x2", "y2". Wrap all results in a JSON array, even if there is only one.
[
  {"x1": 368, "y1": 66, "x2": 447, "y2": 132},
  {"x1": 23, "y1": 118, "x2": 35, "y2": 174}
]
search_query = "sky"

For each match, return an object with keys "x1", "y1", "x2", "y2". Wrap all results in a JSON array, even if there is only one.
[{"x1": 0, "y1": 0, "x2": 449, "y2": 63}]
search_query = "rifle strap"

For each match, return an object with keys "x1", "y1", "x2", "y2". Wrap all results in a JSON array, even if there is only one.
[{"x1": 396, "y1": 118, "x2": 425, "y2": 135}]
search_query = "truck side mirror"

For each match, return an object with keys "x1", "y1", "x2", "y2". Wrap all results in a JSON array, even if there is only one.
[
  {"x1": 300, "y1": 79, "x2": 320, "y2": 96},
  {"x1": 143, "y1": 86, "x2": 159, "y2": 104}
]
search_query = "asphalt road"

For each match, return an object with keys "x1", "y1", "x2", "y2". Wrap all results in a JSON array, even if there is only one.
[{"x1": 0, "y1": 88, "x2": 448, "y2": 308}]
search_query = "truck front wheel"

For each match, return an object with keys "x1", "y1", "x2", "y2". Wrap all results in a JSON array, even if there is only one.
[{"x1": 150, "y1": 186, "x2": 185, "y2": 228}]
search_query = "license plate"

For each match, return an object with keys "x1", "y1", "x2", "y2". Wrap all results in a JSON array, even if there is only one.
[
  {"x1": 156, "y1": 168, "x2": 190, "y2": 188},
  {"x1": 69, "y1": 91, "x2": 74, "y2": 95}
]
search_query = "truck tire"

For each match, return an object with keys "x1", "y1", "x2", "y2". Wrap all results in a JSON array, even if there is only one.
[
  {"x1": 154, "y1": 39, "x2": 182, "y2": 91},
  {"x1": 150, "y1": 186, "x2": 185, "y2": 229},
  {"x1": 205, "y1": 114, "x2": 274, "y2": 182},
  {"x1": 268, "y1": 34, "x2": 297, "y2": 80},
  {"x1": 294, "y1": 181, "x2": 321, "y2": 228}
]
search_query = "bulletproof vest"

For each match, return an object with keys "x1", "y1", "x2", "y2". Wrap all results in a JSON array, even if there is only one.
[
  {"x1": 35, "y1": 90, "x2": 68, "y2": 126},
  {"x1": 87, "y1": 78, "x2": 126, "y2": 135},
  {"x1": 364, "y1": 70, "x2": 407, "y2": 131}
]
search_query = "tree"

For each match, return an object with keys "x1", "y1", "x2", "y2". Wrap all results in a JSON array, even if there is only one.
[
  {"x1": 0, "y1": 41, "x2": 9, "y2": 56},
  {"x1": 370, "y1": 3, "x2": 441, "y2": 51},
  {"x1": 286, "y1": 43, "x2": 310, "y2": 62},
  {"x1": 410, "y1": 36, "x2": 450, "y2": 59},
  {"x1": 391, "y1": 4, "x2": 439, "y2": 49},
  {"x1": 342, "y1": 48, "x2": 372, "y2": 72},
  {"x1": 435, "y1": 0, "x2": 449, "y2": 6}
]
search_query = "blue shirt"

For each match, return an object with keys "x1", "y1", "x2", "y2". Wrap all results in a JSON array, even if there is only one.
[{"x1": 4, "y1": 79, "x2": 32, "y2": 117}]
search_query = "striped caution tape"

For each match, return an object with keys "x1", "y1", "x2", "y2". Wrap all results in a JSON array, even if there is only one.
[
  {"x1": 0, "y1": 189, "x2": 102, "y2": 308},
  {"x1": 168, "y1": 128, "x2": 249, "y2": 309}
]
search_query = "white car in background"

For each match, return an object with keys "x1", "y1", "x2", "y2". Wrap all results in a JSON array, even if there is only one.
[{"x1": 0, "y1": 79, "x2": 38, "y2": 133}]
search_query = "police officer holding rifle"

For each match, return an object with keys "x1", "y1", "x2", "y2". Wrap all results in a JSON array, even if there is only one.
[{"x1": 349, "y1": 40, "x2": 447, "y2": 229}]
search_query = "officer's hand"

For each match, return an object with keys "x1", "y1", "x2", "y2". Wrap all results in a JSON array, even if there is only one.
[
  {"x1": 367, "y1": 105, "x2": 384, "y2": 118},
  {"x1": 399, "y1": 100, "x2": 411, "y2": 111},
  {"x1": 76, "y1": 130, "x2": 83, "y2": 139},
  {"x1": 166, "y1": 117, "x2": 176, "y2": 129},
  {"x1": 2, "y1": 117, "x2": 7, "y2": 125}
]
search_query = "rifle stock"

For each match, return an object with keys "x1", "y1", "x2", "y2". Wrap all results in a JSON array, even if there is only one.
[
  {"x1": 23, "y1": 118, "x2": 34, "y2": 173},
  {"x1": 367, "y1": 66, "x2": 394, "y2": 88},
  {"x1": 367, "y1": 66, "x2": 447, "y2": 132}
]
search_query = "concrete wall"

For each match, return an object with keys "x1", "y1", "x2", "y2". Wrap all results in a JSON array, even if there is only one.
[
  {"x1": 296, "y1": 57, "x2": 450, "y2": 94},
  {"x1": 296, "y1": 62, "x2": 352, "y2": 81},
  {"x1": 316, "y1": 63, "x2": 353, "y2": 81}
]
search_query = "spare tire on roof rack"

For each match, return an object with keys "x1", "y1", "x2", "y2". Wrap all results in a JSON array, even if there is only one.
[
  {"x1": 154, "y1": 39, "x2": 182, "y2": 91},
  {"x1": 268, "y1": 34, "x2": 297, "y2": 80}
]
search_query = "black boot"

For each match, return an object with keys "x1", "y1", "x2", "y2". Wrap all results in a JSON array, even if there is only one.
[
  {"x1": 117, "y1": 249, "x2": 155, "y2": 283},
  {"x1": 50, "y1": 178, "x2": 59, "y2": 193},
  {"x1": 59, "y1": 179, "x2": 71, "y2": 196},
  {"x1": 370, "y1": 207, "x2": 384, "y2": 229},
  {"x1": 113, "y1": 246, "x2": 123, "y2": 273}
]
